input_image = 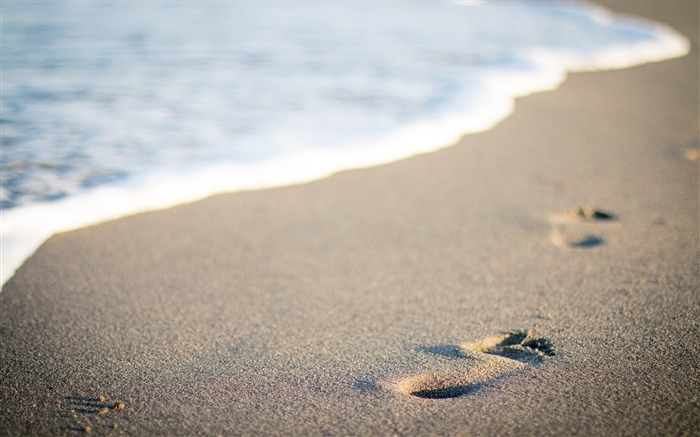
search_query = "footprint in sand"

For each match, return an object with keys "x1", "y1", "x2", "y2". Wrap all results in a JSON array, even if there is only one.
[
  {"x1": 64, "y1": 396, "x2": 126, "y2": 433},
  {"x1": 548, "y1": 206, "x2": 617, "y2": 248},
  {"x1": 382, "y1": 330, "x2": 555, "y2": 399}
]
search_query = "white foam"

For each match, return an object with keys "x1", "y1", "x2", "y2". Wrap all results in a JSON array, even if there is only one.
[{"x1": 0, "y1": 1, "x2": 690, "y2": 289}]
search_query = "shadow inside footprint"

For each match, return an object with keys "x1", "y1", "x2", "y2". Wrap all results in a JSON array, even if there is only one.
[
  {"x1": 411, "y1": 384, "x2": 480, "y2": 399},
  {"x1": 569, "y1": 235, "x2": 605, "y2": 248},
  {"x1": 550, "y1": 229, "x2": 606, "y2": 249}
]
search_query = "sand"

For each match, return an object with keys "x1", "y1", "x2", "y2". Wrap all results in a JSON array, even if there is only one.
[{"x1": 1, "y1": 1, "x2": 698, "y2": 435}]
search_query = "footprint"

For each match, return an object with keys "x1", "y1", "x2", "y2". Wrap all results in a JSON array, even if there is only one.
[
  {"x1": 381, "y1": 330, "x2": 554, "y2": 400},
  {"x1": 464, "y1": 330, "x2": 555, "y2": 363},
  {"x1": 549, "y1": 228, "x2": 606, "y2": 248},
  {"x1": 548, "y1": 206, "x2": 616, "y2": 224},
  {"x1": 63, "y1": 396, "x2": 126, "y2": 433},
  {"x1": 548, "y1": 206, "x2": 617, "y2": 248}
]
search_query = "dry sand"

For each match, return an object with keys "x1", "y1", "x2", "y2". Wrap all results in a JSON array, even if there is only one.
[{"x1": 1, "y1": 1, "x2": 698, "y2": 435}]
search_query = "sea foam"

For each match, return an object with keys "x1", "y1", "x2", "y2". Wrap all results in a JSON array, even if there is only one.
[{"x1": 0, "y1": 1, "x2": 690, "y2": 288}]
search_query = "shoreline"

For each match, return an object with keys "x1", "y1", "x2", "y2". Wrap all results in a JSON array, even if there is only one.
[{"x1": 1, "y1": 1, "x2": 698, "y2": 435}]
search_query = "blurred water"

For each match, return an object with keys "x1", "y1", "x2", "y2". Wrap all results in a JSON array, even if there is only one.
[
  {"x1": 0, "y1": 1, "x2": 689, "y2": 286},
  {"x1": 1, "y1": 1, "x2": 688, "y2": 209}
]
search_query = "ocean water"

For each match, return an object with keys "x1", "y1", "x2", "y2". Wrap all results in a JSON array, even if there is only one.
[{"x1": 0, "y1": 1, "x2": 689, "y2": 287}]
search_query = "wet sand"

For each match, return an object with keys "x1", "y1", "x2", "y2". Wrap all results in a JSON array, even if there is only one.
[{"x1": 1, "y1": 1, "x2": 698, "y2": 435}]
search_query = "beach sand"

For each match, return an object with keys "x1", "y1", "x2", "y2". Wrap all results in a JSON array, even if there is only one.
[{"x1": 1, "y1": 1, "x2": 698, "y2": 435}]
